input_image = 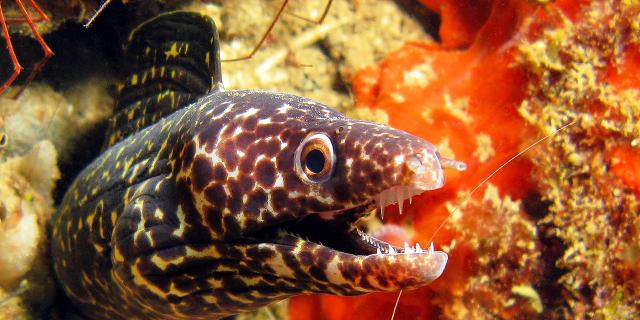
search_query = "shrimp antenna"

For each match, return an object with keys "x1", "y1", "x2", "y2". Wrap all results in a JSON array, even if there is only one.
[
  {"x1": 390, "y1": 289, "x2": 403, "y2": 320},
  {"x1": 84, "y1": 0, "x2": 112, "y2": 28},
  {"x1": 427, "y1": 119, "x2": 576, "y2": 244},
  {"x1": 390, "y1": 119, "x2": 576, "y2": 320},
  {"x1": 223, "y1": 0, "x2": 333, "y2": 62},
  {"x1": 287, "y1": 0, "x2": 333, "y2": 24}
]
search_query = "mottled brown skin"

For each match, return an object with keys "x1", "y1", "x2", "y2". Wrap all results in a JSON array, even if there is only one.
[{"x1": 51, "y1": 11, "x2": 451, "y2": 320}]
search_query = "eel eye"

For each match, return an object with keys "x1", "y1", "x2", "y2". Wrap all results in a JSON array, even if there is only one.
[{"x1": 294, "y1": 133, "x2": 335, "y2": 184}]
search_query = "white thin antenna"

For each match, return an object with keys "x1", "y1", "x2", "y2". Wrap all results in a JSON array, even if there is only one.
[
  {"x1": 391, "y1": 119, "x2": 576, "y2": 320},
  {"x1": 427, "y1": 119, "x2": 576, "y2": 245},
  {"x1": 390, "y1": 289, "x2": 403, "y2": 320},
  {"x1": 84, "y1": 0, "x2": 112, "y2": 28}
]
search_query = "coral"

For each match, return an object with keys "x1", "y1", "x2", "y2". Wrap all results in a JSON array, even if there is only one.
[
  {"x1": 183, "y1": 0, "x2": 429, "y2": 113},
  {"x1": 516, "y1": 1, "x2": 640, "y2": 317},
  {"x1": 0, "y1": 81, "x2": 112, "y2": 318},
  {"x1": 425, "y1": 184, "x2": 545, "y2": 319},
  {"x1": 291, "y1": 0, "x2": 640, "y2": 319},
  {"x1": 0, "y1": 81, "x2": 113, "y2": 163},
  {"x1": 0, "y1": 141, "x2": 58, "y2": 319}
]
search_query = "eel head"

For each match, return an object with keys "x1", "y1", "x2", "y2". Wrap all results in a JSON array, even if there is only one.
[{"x1": 177, "y1": 91, "x2": 466, "y2": 309}]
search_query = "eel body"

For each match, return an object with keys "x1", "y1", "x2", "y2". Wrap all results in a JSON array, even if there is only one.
[{"x1": 51, "y1": 12, "x2": 463, "y2": 319}]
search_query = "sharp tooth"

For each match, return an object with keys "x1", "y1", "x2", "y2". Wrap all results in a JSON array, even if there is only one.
[
  {"x1": 388, "y1": 245, "x2": 396, "y2": 255},
  {"x1": 404, "y1": 242, "x2": 415, "y2": 254},
  {"x1": 428, "y1": 242, "x2": 434, "y2": 254},
  {"x1": 380, "y1": 206, "x2": 385, "y2": 220},
  {"x1": 415, "y1": 243, "x2": 423, "y2": 253},
  {"x1": 376, "y1": 247, "x2": 382, "y2": 255},
  {"x1": 396, "y1": 190, "x2": 404, "y2": 214}
]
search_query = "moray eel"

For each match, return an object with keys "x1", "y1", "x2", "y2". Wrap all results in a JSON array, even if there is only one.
[{"x1": 51, "y1": 12, "x2": 466, "y2": 319}]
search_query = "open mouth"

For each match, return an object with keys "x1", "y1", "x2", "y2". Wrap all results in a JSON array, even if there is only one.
[
  {"x1": 250, "y1": 185, "x2": 436, "y2": 258},
  {"x1": 239, "y1": 184, "x2": 448, "y2": 294}
]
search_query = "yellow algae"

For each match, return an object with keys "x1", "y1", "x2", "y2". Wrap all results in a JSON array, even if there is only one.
[
  {"x1": 511, "y1": 285, "x2": 543, "y2": 313},
  {"x1": 442, "y1": 93, "x2": 473, "y2": 124},
  {"x1": 437, "y1": 183, "x2": 543, "y2": 318},
  {"x1": 402, "y1": 57, "x2": 436, "y2": 88},
  {"x1": 420, "y1": 108, "x2": 434, "y2": 124},
  {"x1": 516, "y1": 2, "x2": 640, "y2": 317},
  {"x1": 473, "y1": 133, "x2": 495, "y2": 163}
]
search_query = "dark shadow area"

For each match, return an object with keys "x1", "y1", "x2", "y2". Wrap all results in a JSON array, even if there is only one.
[
  {"x1": 394, "y1": 0, "x2": 441, "y2": 42},
  {"x1": 523, "y1": 191, "x2": 572, "y2": 318}
]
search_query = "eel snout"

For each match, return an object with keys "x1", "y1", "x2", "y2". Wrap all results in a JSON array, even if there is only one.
[{"x1": 376, "y1": 150, "x2": 467, "y2": 216}]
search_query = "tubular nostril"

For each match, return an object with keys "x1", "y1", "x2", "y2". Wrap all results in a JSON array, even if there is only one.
[{"x1": 440, "y1": 157, "x2": 467, "y2": 171}]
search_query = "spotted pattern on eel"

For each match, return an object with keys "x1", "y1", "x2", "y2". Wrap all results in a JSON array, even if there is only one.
[{"x1": 50, "y1": 11, "x2": 465, "y2": 320}]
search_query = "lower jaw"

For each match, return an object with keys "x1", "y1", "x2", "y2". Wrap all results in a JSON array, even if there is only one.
[
  {"x1": 232, "y1": 237, "x2": 448, "y2": 295},
  {"x1": 237, "y1": 193, "x2": 450, "y2": 293},
  {"x1": 240, "y1": 217, "x2": 448, "y2": 294}
]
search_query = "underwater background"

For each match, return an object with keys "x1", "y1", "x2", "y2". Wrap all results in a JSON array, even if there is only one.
[{"x1": 0, "y1": 0, "x2": 638, "y2": 319}]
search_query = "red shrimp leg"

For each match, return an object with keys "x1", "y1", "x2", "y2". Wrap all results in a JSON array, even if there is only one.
[
  {"x1": 11, "y1": 0, "x2": 53, "y2": 97},
  {"x1": 0, "y1": 0, "x2": 23, "y2": 95}
]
